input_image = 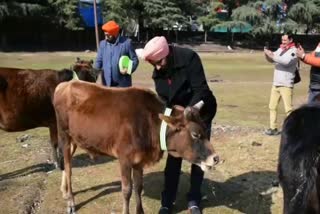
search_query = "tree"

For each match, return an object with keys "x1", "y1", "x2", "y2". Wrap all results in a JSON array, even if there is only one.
[
  {"x1": 0, "y1": 0, "x2": 87, "y2": 30},
  {"x1": 0, "y1": 0, "x2": 51, "y2": 21},
  {"x1": 195, "y1": 1, "x2": 222, "y2": 42},
  {"x1": 198, "y1": 14, "x2": 221, "y2": 42},
  {"x1": 288, "y1": 0, "x2": 320, "y2": 34},
  {"x1": 141, "y1": 0, "x2": 188, "y2": 42},
  {"x1": 0, "y1": 0, "x2": 54, "y2": 49},
  {"x1": 230, "y1": 0, "x2": 293, "y2": 36},
  {"x1": 143, "y1": 0, "x2": 187, "y2": 30},
  {"x1": 231, "y1": 4, "x2": 263, "y2": 26},
  {"x1": 48, "y1": 0, "x2": 83, "y2": 30},
  {"x1": 100, "y1": 0, "x2": 145, "y2": 39},
  {"x1": 224, "y1": 0, "x2": 244, "y2": 16}
]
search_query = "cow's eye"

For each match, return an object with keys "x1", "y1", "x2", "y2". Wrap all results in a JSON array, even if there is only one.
[{"x1": 191, "y1": 132, "x2": 201, "y2": 139}]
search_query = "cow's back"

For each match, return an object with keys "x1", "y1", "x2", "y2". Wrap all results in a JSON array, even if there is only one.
[
  {"x1": 279, "y1": 104, "x2": 320, "y2": 213},
  {"x1": 0, "y1": 67, "x2": 74, "y2": 130},
  {"x1": 54, "y1": 81, "x2": 165, "y2": 165}
]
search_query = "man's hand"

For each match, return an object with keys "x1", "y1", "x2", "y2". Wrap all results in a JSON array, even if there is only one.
[
  {"x1": 264, "y1": 48, "x2": 274, "y2": 59},
  {"x1": 119, "y1": 68, "x2": 128, "y2": 75},
  {"x1": 296, "y1": 46, "x2": 305, "y2": 59}
]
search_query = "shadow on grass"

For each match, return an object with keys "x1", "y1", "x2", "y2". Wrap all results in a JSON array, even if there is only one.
[
  {"x1": 143, "y1": 170, "x2": 278, "y2": 214},
  {"x1": 75, "y1": 181, "x2": 121, "y2": 211},
  {"x1": 70, "y1": 169, "x2": 277, "y2": 213},
  {"x1": 72, "y1": 153, "x2": 115, "y2": 168},
  {"x1": 0, "y1": 163, "x2": 54, "y2": 181},
  {"x1": 0, "y1": 154, "x2": 114, "y2": 182}
]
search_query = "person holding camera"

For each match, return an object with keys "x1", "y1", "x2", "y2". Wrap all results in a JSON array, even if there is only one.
[
  {"x1": 263, "y1": 33, "x2": 298, "y2": 136},
  {"x1": 297, "y1": 43, "x2": 320, "y2": 103}
]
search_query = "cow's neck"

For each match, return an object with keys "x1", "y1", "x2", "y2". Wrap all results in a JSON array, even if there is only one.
[{"x1": 158, "y1": 107, "x2": 178, "y2": 154}]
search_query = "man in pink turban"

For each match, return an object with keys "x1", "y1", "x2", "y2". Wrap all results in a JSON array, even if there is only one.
[
  {"x1": 139, "y1": 36, "x2": 217, "y2": 214},
  {"x1": 142, "y1": 36, "x2": 169, "y2": 60}
]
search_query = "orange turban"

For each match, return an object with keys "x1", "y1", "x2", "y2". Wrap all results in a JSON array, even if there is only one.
[{"x1": 102, "y1": 21, "x2": 120, "y2": 37}]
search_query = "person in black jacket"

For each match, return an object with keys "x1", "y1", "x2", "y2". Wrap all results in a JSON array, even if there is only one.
[{"x1": 137, "y1": 36, "x2": 217, "y2": 214}]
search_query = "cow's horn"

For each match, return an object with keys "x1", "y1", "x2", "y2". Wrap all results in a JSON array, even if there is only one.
[{"x1": 193, "y1": 100, "x2": 204, "y2": 110}]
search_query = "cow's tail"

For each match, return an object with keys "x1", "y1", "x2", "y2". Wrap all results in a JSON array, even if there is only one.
[{"x1": 0, "y1": 75, "x2": 8, "y2": 91}]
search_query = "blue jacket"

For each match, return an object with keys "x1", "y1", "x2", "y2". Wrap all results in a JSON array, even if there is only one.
[{"x1": 95, "y1": 36, "x2": 139, "y2": 87}]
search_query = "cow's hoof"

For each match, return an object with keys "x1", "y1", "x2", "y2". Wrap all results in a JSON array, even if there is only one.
[{"x1": 67, "y1": 206, "x2": 76, "y2": 214}]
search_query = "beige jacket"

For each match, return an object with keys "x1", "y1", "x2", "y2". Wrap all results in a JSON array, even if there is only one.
[{"x1": 266, "y1": 47, "x2": 298, "y2": 88}]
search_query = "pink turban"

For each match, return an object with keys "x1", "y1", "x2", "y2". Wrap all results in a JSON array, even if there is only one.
[{"x1": 141, "y1": 36, "x2": 169, "y2": 61}]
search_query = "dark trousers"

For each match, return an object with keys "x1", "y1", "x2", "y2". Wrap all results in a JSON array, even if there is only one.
[
  {"x1": 161, "y1": 123, "x2": 212, "y2": 208},
  {"x1": 308, "y1": 88, "x2": 320, "y2": 103}
]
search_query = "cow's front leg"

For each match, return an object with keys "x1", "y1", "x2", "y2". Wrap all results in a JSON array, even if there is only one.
[
  {"x1": 120, "y1": 162, "x2": 132, "y2": 214},
  {"x1": 133, "y1": 168, "x2": 144, "y2": 214}
]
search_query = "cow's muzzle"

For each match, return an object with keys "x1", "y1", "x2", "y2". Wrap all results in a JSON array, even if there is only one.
[{"x1": 198, "y1": 154, "x2": 219, "y2": 171}]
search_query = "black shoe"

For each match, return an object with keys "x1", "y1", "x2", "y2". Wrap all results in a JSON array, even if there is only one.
[
  {"x1": 188, "y1": 206, "x2": 202, "y2": 214},
  {"x1": 264, "y1": 128, "x2": 280, "y2": 136},
  {"x1": 159, "y1": 207, "x2": 171, "y2": 214}
]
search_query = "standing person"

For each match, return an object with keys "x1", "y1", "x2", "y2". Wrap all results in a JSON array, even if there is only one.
[
  {"x1": 264, "y1": 33, "x2": 298, "y2": 136},
  {"x1": 95, "y1": 20, "x2": 139, "y2": 87},
  {"x1": 297, "y1": 42, "x2": 320, "y2": 103},
  {"x1": 137, "y1": 36, "x2": 217, "y2": 214}
]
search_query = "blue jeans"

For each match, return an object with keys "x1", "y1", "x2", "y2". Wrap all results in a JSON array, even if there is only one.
[
  {"x1": 161, "y1": 123, "x2": 212, "y2": 209},
  {"x1": 308, "y1": 89, "x2": 320, "y2": 104}
]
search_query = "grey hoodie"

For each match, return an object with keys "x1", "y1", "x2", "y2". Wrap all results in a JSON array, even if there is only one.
[{"x1": 266, "y1": 47, "x2": 298, "y2": 88}]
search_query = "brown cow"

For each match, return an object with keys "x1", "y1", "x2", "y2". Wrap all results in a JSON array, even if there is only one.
[
  {"x1": 53, "y1": 80, "x2": 219, "y2": 214},
  {"x1": 72, "y1": 57, "x2": 98, "y2": 82},
  {"x1": 0, "y1": 61, "x2": 96, "y2": 167}
]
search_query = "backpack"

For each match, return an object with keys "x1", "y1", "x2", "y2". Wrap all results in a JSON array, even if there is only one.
[{"x1": 294, "y1": 60, "x2": 301, "y2": 84}]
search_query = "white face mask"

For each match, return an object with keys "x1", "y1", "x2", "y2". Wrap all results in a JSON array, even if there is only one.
[{"x1": 316, "y1": 46, "x2": 320, "y2": 52}]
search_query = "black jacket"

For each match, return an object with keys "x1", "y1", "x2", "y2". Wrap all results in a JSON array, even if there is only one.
[{"x1": 152, "y1": 46, "x2": 217, "y2": 124}]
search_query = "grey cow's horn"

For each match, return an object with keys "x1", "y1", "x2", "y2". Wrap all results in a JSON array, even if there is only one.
[{"x1": 193, "y1": 100, "x2": 204, "y2": 110}]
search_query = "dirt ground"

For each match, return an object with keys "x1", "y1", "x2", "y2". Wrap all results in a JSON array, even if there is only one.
[
  {"x1": 0, "y1": 51, "x2": 306, "y2": 214},
  {"x1": 0, "y1": 126, "x2": 282, "y2": 214}
]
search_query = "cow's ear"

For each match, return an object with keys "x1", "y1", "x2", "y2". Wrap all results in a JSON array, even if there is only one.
[
  {"x1": 184, "y1": 106, "x2": 200, "y2": 121},
  {"x1": 159, "y1": 114, "x2": 182, "y2": 130}
]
